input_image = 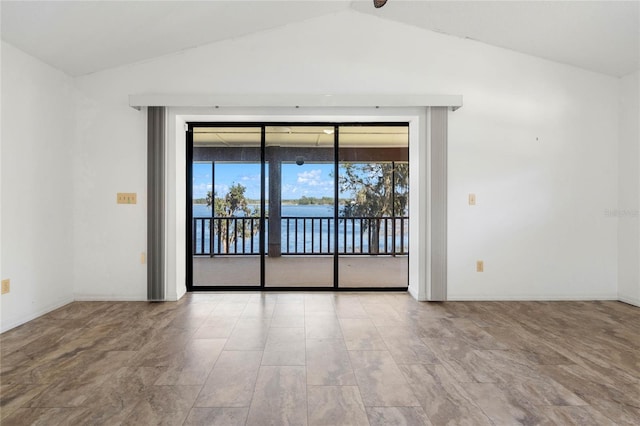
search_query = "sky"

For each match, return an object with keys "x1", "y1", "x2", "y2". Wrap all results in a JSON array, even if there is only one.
[{"x1": 193, "y1": 162, "x2": 337, "y2": 201}]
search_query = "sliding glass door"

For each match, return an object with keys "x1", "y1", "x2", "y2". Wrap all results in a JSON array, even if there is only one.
[
  {"x1": 190, "y1": 126, "x2": 262, "y2": 287},
  {"x1": 264, "y1": 126, "x2": 335, "y2": 287},
  {"x1": 187, "y1": 123, "x2": 409, "y2": 290},
  {"x1": 337, "y1": 125, "x2": 409, "y2": 288}
]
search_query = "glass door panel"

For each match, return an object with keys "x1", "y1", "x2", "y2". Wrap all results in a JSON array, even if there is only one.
[
  {"x1": 191, "y1": 126, "x2": 262, "y2": 287},
  {"x1": 264, "y1": 126, "x2": 335, "y2": 287},
  {"x1": 337, "y1": 125, "x2": 409, "y2": 288}
]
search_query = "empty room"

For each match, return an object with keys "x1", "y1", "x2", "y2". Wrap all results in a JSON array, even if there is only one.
[{"x1": 1, "y1": 1, "x2": 639, "y2": 425}]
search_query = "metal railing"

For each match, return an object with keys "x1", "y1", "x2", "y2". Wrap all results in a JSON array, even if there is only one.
[
  {"x1": 193, "y1": 216, "x2": 409, "y2": 256},
  {"x1": 338, "y1": 216, "x2": 408, "y2": 255},
  {"x1": 193, "y1": 217, "x2": 260, "y2": 256},
  {"x1": 282, "y1": 217, "x2": 333, "y2": 255}
]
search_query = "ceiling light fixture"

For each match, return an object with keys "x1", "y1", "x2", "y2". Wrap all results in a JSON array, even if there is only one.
[{"x1": 373, "y1": 0, "x2": 387, "y2": 8}]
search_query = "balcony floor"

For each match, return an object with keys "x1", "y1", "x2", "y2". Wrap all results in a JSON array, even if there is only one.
[{"x1": 193, "y1": 255, "x2": 408, "y2": 288}]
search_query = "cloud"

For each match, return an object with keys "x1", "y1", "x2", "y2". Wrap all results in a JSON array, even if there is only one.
[
  {"x1": 297, "y1": 169, "x2": 323, "y2": 186},
  {"x1": 214, "y1": 184, "x2": 229, "y2": 195},
  {"x1": 192, "y1": 183, "x2": 213, "y2": 198},
  {"x1": 240, "y1": 174, "x2": 260, "y2": 182},
  {"x1": 278, "y1": 168, "x2": 334, "y2": 199},
  {"x1": 283, "y1": 184, "x2": 298, "y2": 195}
]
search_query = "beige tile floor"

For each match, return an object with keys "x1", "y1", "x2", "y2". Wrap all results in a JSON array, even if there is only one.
[{"x1": 1, "y1": 292, "x2": 639, "y2": 425}]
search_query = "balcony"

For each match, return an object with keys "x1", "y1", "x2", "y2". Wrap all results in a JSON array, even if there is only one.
[
  {"x1": 193, "y1": 216, "x2": 408, "y2": 256},
  {"x1": 192, "y1": 216, "x2": 409, "y2": 287}
]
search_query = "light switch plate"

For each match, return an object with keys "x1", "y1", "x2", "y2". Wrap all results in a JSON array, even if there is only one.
[
  {"x1": 476, "y1": 261, "x2": 484, "y2": 272},
  {"x1": 1, "y1": 279, "x2": 10, "y2": 294},
  {"x1": 469, "y1": 194, "x2": 476, "y2": 205}
]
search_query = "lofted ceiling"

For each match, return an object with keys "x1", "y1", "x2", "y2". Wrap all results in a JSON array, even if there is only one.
[
  {"x1": 1, "y1": 0, "x2": 638, "y2": 78},
  {"x1": 354, "y1": 0, "x2": 639, "y2": 77},
  {"x1": 0, "y1": 1, "x2": 352, "y2": 76}
]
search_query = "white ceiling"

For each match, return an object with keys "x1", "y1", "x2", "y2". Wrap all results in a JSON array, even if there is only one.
[
  {"x1": 0, "y1": 1, "x2": 351, "y2": 76},
  {"x1": 1, "y1": 0, "x2": 638, "y2": 77},
  {"x1": 353, "y1": 0, "x2": 640, "y2": 77}
]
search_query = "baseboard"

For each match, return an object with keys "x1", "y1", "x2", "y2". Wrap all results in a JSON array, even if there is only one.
[
  {"x1": 446, "y1": 293, "x2": 619, "y2": 301},
  {"x1": 1, "y1": 297, "x2": 74, "y2": 333},
  {"x1": 165, "y1": 286, "x2": 187, "y2": 302},
  {"x1": 618, "y1": 295, "x2": 640, "y2": 307},
  {"x1": 176, "y1": 286, "x2": 187, "y2": 301},
  {"x1": 73, "y1": 295, "x2": 147, "y2": 302},
  {"x1": 408, "y1": 284, "x2": 425, "y2": 301}
]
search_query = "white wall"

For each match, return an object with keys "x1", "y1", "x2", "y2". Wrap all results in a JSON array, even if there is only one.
[
  {"x1": 1, "y1": 42, "x2": 76, "y2": 331},
  {"x1": 74, "y1": 10, "x2": 620, "y2": 301},
  {"x1": 0, "y1": 38, "x2": 3, "y2": 324},
  {"x1": 0, "y1": 40, "x2": 3, "y2": 321},
  {"x1": 72, "y1": 91, "x2": 147, "y2": 300},
  {"x1": 617, "y1": 70, "x2": 640, "y2": 306}
]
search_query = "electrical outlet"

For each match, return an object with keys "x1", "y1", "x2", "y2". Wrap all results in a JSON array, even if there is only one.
[
  {"x1": 1, "y1": 279, "x2": 10, "y2": 294},
  {"x1": 117, "y1": 193, "x2": 137, "y2": 204},
  {"x1": 476, "y1": 261, "x2": 484, "y2": 272},
  {"x1": 469, "y1": 193, "x2": 476, "y2": 205}
]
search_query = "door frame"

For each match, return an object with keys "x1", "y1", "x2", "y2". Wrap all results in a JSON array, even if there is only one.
[{"x1": 162, "y1": 106, "x2": 447, "y2": 302}]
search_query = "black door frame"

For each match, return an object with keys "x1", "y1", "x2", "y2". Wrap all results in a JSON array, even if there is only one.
[{"x1": 186, "y1": 121, "x2": 409, "y2": 292}]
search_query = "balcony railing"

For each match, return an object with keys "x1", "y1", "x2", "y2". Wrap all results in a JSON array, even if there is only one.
[{"x1": 193, "y1": 216, "x2": 409, "y2": 256}]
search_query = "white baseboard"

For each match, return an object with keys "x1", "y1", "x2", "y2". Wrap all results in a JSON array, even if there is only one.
[
  {"x1": 1, "y1": 297, "x2": 74, "y2": 333},
  {"x1": 446, "y1": 293, "x2": 619, "y2": 301},
  {"x1": 177, "y1": 287, "x2": 187, "y2": 300},
  {"x1": 73, "y1": 295, "x2": 147, "y2": 302},
  {"x1": 618, "y1": 295, "x2": 640, "y2": 307},
  {"x1": 408, "y1": 284, "x2": 425, "y2": 301},
  {"x1": 167, "y1": 287, "x2": 187, "y2": 302}
]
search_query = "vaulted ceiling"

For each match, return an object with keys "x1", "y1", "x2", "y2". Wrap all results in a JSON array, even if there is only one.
[{"x1": 1, "y1": 1, "x2": 638, "y2": 78}]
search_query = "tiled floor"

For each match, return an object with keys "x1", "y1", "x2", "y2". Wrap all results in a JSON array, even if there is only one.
[{"x1": 1, "y1": 292, "x2": 639, "y2": 425}]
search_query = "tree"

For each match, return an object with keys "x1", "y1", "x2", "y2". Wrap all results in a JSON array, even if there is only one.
[
  {"x1": 298, "y1": 196, "x2": 315, "y2": 205},
  {"x1": 207, "y1": 183, "x2": 260, "y2": 254},
  {"x1": 339, "y1": 162, "x2": 408, "y2": 253}
]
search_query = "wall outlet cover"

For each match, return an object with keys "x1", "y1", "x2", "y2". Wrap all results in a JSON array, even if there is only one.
[{"x1": 1, "y1": 279, "x2": 10, "y2": 294}]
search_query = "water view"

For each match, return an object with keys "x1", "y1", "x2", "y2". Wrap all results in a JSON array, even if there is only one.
[{"x1": 192, "y1": 203, "x2": 408, "y2": 255}]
